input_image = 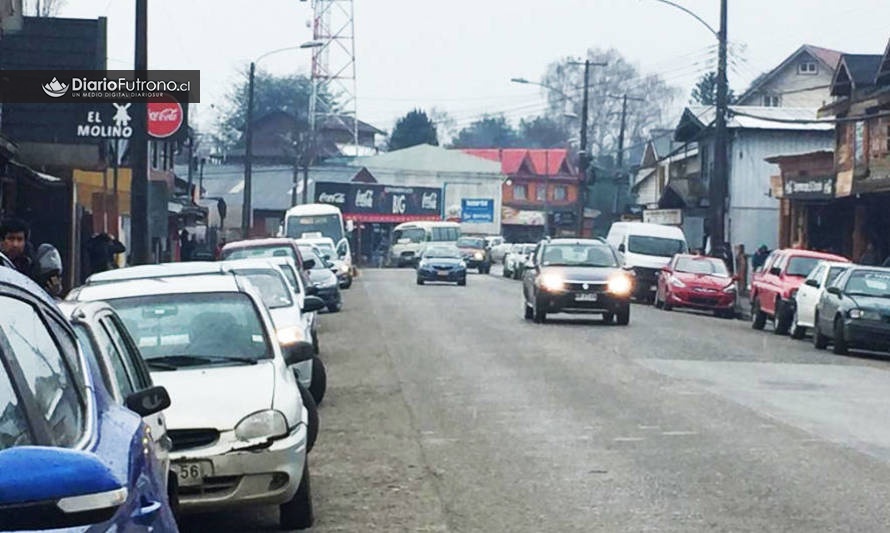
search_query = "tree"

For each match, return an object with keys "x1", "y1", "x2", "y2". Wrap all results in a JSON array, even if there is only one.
[
  {"x1": 540, "y1": 48, "x2": 680, "y2": 161},
  {"x1": 388, "y1": 109, "x2": 438, "y2": 150},
  {"x1": 25, "y1": 0, "x2": 66, "y2": 16},
  {"x1": 518, "y1": 116, "x2": 569, "y2": 148},
  {"x1": 450, "y1": 115, "x2": 519, "y2": 148},
  {"x1": 690, "y1": 71, "x2": 735, "y2": 106}
]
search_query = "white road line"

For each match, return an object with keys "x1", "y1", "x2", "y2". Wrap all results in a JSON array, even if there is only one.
[
  {"x1": 661, "y1": 430, "x2": 698, "y2": 436},
  {"x1": 613, "y1": 437, "x2": 646, "y2": 442}
]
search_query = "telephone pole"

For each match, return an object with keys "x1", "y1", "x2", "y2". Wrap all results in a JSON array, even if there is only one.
[
  {"x1": 130, "y1": 0, "x2": 150, "y2": 264},
  {"x1": 711, "y1": 0, "x2": 729, "y2": 248},
  {"x1": 242, "y1": 62, "x2": 256, "y2": 238},
  {"x1": 574, "y1": 59, "x2": 608, "y2": 237},
  {"x1": 612, "y1": 93, "x2": 645, "y2": 215}
]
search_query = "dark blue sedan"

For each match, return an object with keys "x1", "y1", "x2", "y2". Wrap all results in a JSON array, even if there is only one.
[
  {"x1": 416, "y1": 245, "x2": 467, "y2": 286},
  {"x1": 0, "y1": 267, "x2": 177, "y2": 531}
]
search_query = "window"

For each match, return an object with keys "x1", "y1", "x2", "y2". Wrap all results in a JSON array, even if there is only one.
[
  {"x1": 536, "y1": 185, "x2": 546, "y2": 201},
  {"x1": 763, "y1": 95, "x2": 781, "y2": 107},
  {"x1": 827, "y1": 267, "x2": 847, "y2": 287},
  {"x1": 0, "y1": 363, "x2": 32, "y2": 450},
  {"x1": 798, "y1": 62, "x2": 818, "y2": 75},
  {"x1": 431, "y1": 227, "x2": 459, "y2": 242},
  {"x1": 554, "y1": 186, "x2": 567, "y2": 201},
  {"x1": 675, "y1": 257, "x2": 729, "y2": 276},
  {"x1": 786, "y1": 256, "x2": 821, "y2": 277},
  {"x1": 807, "y1": 265, "x2": 826, "y2": 286},
  {"x1": 232, "y1": 269, "x2": 294, "y2": 309},
  {"x1": 514, "y1": 184, "x2": 527, "y2": 200},
  {"x1": 101, "y1": 317, "x2": 151, "y2": 391},
  {"x1": 393, "y1": 228, "x2": 425, "y2": 244},
  {"x1": 91, "y1": 321, "x2": 136, "y2": 398},
  {"x1": 627, "y1": 235, "x2": 688, "y2": 257},
  {"x1": 0, "y1": 296, "x2": 84, "y2": 448}
]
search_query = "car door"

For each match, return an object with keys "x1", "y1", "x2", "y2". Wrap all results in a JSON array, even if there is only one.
[
  {"x1": 796, "y1": 264, "x2": 825, "y2": 326},
  {"x1": 522, "y1": 244, "x2": 542, "y2": 303},
  {"x1": 816, "y1": 271, "x2": 846, "y2": 334},
  {"x1": 761, "y1": 252, "x2": 786, "y2": 316}
]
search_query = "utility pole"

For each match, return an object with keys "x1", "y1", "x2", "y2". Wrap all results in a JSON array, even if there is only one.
[
  {"x1": 242, "y1": 62, "x2": 256, "y2": 238},
  {"x1": 711, "y1": 0, "x2": 729, "y2": 249},
  {"x1": 187, "y1": 132, "x2": 195, "y2": 202},
  {"x1": 575, "y1": 59, "x2": 608, "y2": 237},
  {"x1": 130, "y1": 0, "x2": 150, "y2": 264},
  {"x1": 613, "y1": 93, "x2": 645, "y2": 214}
]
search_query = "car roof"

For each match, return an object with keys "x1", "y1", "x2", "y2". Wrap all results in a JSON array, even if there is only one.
[
  {"x1": 296, "y1": 237, "x2": 335, "y2": 245},
  {"x1": 847, "y1": 266, "x2": 890, "y2": 273},
  {"x1": 779, "y1": 249, "x2": 849, "y2": 261},
  {"x1": 611, "y1": 221, "x2": 686, "y2": 237},
  {"x1": 71, "y1": 274, "x2": 245, "y2": 302},
  {"x1": 222, "y1": 238, "x2": 297, "y2": 250},
  {"x1": 57, "y1": 300, "x2": 117, "y2": 322},
  {"x1": 86, "y1": 261, "x2": 223, "y2": 285},
  {"x1": 546, "y1": 238, "x2": 609, "y2": 245}
]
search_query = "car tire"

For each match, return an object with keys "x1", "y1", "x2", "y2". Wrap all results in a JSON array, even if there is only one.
[
  {"x1": 280, "y1": 458, "x2": 314, "y2": 530},
  {"x1": 458, "y1": 278, "x2": 467, "y2": 286},
  {"x1": 616, "y1": 305, "x2": 630, "y2": 326},
  {"x1": 813, "y1": 313, "x2": 829, "y2": 349},
  {"x1": 751, "y1": 298, "x2": 767, "y2": 330},
  {"x1": 833, "y1": 317, "x2": 849, "y2": 355},
  {"x1": 790, "y1": 309, "x2": 806, "y2": 339},
  {"x1": 774, "y1": 300, "x2": 791, "y2": 335},
  {"x1": 533, "y1": 298, "x2": 547, "y2": 324},
  {"x1": 327, "y1": 303, "x2": 341, "y2": 313},
  {"x1": 309, "y1": 357, "x2": 326, "y2": 405},
  {"x1": 342, "y1": 277, "x2": 353, "y2": 289},
  {"x1": 416, "y1": 278, "x2": 424, "y2": 285},
  {"x1": 296, "y1": 382, "x2": 319, "y2": 453},
  {"x1": 503, "y1": 267, "x2": 510, "y2": 278}
]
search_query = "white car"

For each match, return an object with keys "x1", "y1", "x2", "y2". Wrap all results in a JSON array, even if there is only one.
[
  {"x1": 296, "y1": 236, "x2": 353, "y2": 289},
  {"x1": 791, "y1": 260, "x2": 852, "y2": 339},
  {"x1": 68, "y1": 274, "x2": 317, "y2": 529},
  {"x1": 503, "y1": 244, "x2": 536, "y2": 279}
]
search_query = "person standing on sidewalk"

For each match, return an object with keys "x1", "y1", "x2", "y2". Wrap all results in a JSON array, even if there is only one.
[
  {"x1": 735, "y1": 243, "x2": 749, "y2": 296},
  {"x1": 0, "y1": 217, "x2": 36, "y2": 279}
]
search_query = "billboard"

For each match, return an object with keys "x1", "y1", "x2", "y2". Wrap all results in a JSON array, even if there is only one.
[
  {"x1": 460, "y1": 198, "x2": 494, "y2": 223},
  {"x1": 315, "y1": 181, "x2": 442, "y2": 222}
]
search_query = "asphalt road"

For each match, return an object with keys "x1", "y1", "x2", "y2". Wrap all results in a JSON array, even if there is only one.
[{"x1": 180, "y1": 267, "x2": 890, "y2": 532}]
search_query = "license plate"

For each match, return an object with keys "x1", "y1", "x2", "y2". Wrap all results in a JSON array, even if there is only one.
[
  {"x1": 174, "y1": 461, "x2": 211, "y2": 487},
  {"x1": 575, "y1": 293, "x2": 598, "y2": 302},
  {"x1": 437, "y1": 271, "x2": 449, "y2": 277}
]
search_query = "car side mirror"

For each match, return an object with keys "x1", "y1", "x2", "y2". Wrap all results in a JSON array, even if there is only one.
[
  {"x1": 305, "y1": 285, "x2": 319, "y2": 296},
  {"x1": 617, "y1": 244, "x2": 626, "y2": 253},
  {"x1": 303, "y1": 258, "x2": 316, "y2": 270},
  {"x1": 805, "y1": 278, "x2": 820, "y2": 288},
  {"x1": 283, "y1": 341, "x2": 315, "y2": 365},
  {"x1": 301, "y1": 295, "x2": 326, "y2": 313},
  {"x1": 769, "y1": 267, "x2": 782, "y2": 276},
  {"x1": 826, "y1": 286, "x2": 842, "y2": 297},
  {"x1": 0, "y1": 447, "x2": 126, "y2": 529},
  {"x1": 323, "y1": 254, "x2": 331, "y2": 261},
  {"x1": 125, "y1": 386, "x2": 171, "y2": 417}
]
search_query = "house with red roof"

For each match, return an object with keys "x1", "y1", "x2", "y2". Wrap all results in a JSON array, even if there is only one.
[{"x1": 461, "y1": 148, "x2": 580, "y2": 241}]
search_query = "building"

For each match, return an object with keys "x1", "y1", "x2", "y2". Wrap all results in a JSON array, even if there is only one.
[
  {"x1": 461, "y1": 149, "x2": 578, "y2": 242},
  {"x1": 736, "y1": 44, "x2": 842, "y2": 108}
]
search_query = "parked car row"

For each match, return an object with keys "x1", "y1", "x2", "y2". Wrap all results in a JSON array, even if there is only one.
[{"x1": 0, "y1": 236, "x2": 348, "y2": 531}]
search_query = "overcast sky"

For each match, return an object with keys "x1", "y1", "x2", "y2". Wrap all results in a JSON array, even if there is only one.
[{"x1": 61, "y1": 0, "x2": 890, "y2": 137}]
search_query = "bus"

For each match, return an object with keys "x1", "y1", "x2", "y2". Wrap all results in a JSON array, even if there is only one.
[
  {"x1": 389, "y1": 221, "x2": 461, "y2": 267},
  {"x1": 283, "y1": 203, "x2": 352, "y2": 271}
]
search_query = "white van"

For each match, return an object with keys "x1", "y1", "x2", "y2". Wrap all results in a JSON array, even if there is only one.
[
  {"x1": 389, "y1": 221, "x2": 461, "y2": 267},
  {"x1": 606, "y1": 221, "x2": 689, "y2": 302}
]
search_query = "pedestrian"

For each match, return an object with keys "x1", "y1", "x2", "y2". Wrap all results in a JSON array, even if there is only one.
[
  {"x1": 859, "y1": 242, "x2": 881, "y2": 266},
  {"x1": 0, "y1": 217, "x2": 36, "y2": 279},
  {"x1": 182, "y1": 234, "x2": 197, "y2": 262},
  {"x1": 86, "y1": 232, "x2": 126, "y2": 276},
  {"x1": 751, "y1": 244, "x2": 770, "y2": 272},
  {"x1": 34, "y1": 243, "x2": 64, "y2": 299},
  {"x1": 735, "y1": 243, "x2": 748, "y2": 296}
]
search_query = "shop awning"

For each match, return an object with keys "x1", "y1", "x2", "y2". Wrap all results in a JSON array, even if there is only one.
[{"x1": 8, "y1": 161, "x2": 64, "y2": 187}]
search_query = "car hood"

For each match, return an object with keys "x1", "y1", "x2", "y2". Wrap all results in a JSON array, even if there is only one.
[
  {"x1": 674, "y1": 272, "x2": 734, "y2": 288},
  {"x1": 422, "y1": 257, "x2": 464, "y2": 266},
  {"x1": 308, "y1": 268, "x2": 338, "y2": 285},
  {"x1": 151, "y1": 361, "x2": 275, "y2": 431},
  {"x1": 541, "y1": 266, "x2": 619, "y2": 282},
  {"x1": 459, "y1": 247, "x2": 485, "y2": 254},
  {"x1": 847, "y1": 295, "x2": 890, "y2": 314},
  {"x1": 623, "y1": 252, "x2": 672, "y2": 270}
]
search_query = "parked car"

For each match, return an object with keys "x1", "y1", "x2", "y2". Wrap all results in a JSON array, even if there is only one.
[
  {"x1": 416, "y1": 244, "x2": 467, "y2": 286},
  {"x1": 0, "y1": 267, "x2": 177, "y2": 531},
  {"x1": 813, "y1": 266, "x2": 890, "y2": 355},
  {"x1": 296, "y1": 236, "x2": 353, "y2": 289},
  {"x1": 503, "y1": 243, "x2": 536, "y2": 279},
  {"x1": 298, "y1": 245, "x2": 344, "y2": 312},
  {"x1": 750, "y1": 249, "x2": 849, "y2": 334},
  {"x1": 606, "y1": 221, "x2": 689, "y2": 303},
  {"x1": 269, "y1": 256, "x2": 322, "y2": 355},
  {"x1": 220, "y1": 237, "x2": 313, "y2": 290},
  {"x1": 69, "y1": 274, "x2": 319, "y2": 529},
  {"x1": 654, "y1": 254, "x2": 738, "y2": 318},
  {"x1": 522, "y1": 238, "x2": 634, "y2": 324},
  {"x1": 456, "y1": 236, "x2": 492, "y2": 274},
  {"x1": 790, "y1": 260, "x2": 851, "y2": 339},
  {"x1": 490, "y1": 240, "x2": 513, "y2": 264}
]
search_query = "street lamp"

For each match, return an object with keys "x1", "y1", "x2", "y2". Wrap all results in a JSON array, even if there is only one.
[
  {"x1": 242, "y1": 40, "x2": 323, "y2": 239},
  {"x1": 651, "y1": 0, "x2": 729, "y2": 249}
]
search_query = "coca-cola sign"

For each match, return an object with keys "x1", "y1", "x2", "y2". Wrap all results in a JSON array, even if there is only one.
[
  {"x1": 147, "y1": 96, "x2": 184, "y2": 139},
  {"x1": 318, "y1": 192, "x2": 346, "y2": 205}
]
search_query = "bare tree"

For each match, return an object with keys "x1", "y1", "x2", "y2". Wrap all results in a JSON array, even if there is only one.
[
  {"x1": 541, "y1": 48, "x2": 680, "y2": 164},
  {"x1": 25, "y1": 0, "x2": 66, "y2": 17}
]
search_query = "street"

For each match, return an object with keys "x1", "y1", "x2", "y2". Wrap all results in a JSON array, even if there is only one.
[{"x1": 180, "y1": 268, "x2": 890, "y2": 532}]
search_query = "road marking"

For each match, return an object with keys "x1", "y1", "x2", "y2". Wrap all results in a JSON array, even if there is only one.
[
  {"x1": 662, "y1": 430, "x2": 698, "y2": 436},
  {"x1": 613, "y1": 437, "x2": 645, "y2": 442},
  {"x1": 638, "y1": 425, "x2": 661, "y2": 430}
]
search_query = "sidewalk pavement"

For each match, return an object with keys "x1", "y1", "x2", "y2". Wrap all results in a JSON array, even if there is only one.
[{"x1": 735, "y1": 293, "x2": 751, "y2": 321}]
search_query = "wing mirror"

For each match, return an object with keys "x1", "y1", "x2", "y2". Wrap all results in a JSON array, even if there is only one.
[
  {"x1": 805, "y1": 278, "x2": 820, "y2": 288},
  {"x1": 301, "y1": 295, "x2": 326, "y2": 313},
  {"x1": 0, "y1": 447, "x2": 127, "y2": 529},
  {"x1": 303, "y1": 259, "x2": 316, "y2": 270},
  {"x1": 769, "y1": 267, "x2": 782, "y2": 276},
  {"x1": 125, "y1": 386, "x2": 172, "y2": 417},
  {"x1": 283, "y1": 341, "x2": 315, "y2": 365},
  {"x1": 826, "y1": 286, "x2": 842, "y2": 297},
  {"x1": 617, "y1": 244, "x2": 626, "y2": 253}
]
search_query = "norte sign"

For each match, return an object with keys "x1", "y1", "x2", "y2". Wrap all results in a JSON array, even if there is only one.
[{"x1": 460, "y1": 198, "x2": 494, "y2": 223}]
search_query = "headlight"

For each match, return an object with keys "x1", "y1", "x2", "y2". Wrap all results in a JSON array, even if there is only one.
[
  {"x1": 607, "y1": 274, "x2": 633, "y2": 296},
  {"x1": 276, "y1": 326, "x2": 305, "y2": 346},
  {"x1": 849, "y1": 308, "x2": 881, "y2": 320},
  {"x1": 669, "y1": 276, "x2": 686, "y2": 288},
  {"x1": 539, "y1": 272, "x2": 565, "y2": 292},
  {"x1": 722, "y1": 283, "x2": 737, "y2": 293},
  {"x1": 234, "y1": 410, "x2": 288, "y2": 441},
  {"x1": 474, "y1": 252, "x2": 484, "y2": 260}
]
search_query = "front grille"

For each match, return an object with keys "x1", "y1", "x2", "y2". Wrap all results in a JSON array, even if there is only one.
[
  {"x1": 169, "y1": 428, "x2": 220, "y2": 452},
  {"x1": 689, "y1": 296, "x2": 718, "y2": 306},
  {"x1": 434, "y1": 265, "x2": 453, "y2": 271},
  {"x1": 634, "y1": 267, "x2": 659, "y2": 282},
  {"x1": 565, "y1": 282, "x2": 607, "y2": 292},
  {"x1": 178, "y1": 475, "x2": 240, "y2": 497}
]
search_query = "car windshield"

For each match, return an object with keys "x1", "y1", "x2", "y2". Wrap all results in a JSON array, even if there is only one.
[
  {"x1": 844, "y1": 270, "x2": 890, "y2": 298},
  {"x1": 541, "y1": 244, "x2": 617, "y2": 267},
  {"x1": 786, "y1": 257, "x2": 821, "y2": 277},
  {"x1": 394, "y1": 228, "x2": 426, "y2": 244},
  {"x1": 223, "y1": 245, "x2": 296, "y2": 261},
  {"x1": 457, "y1": 237, "x2": 485, "y2": 249},
  {"x1": 675, "y1": 257, "x2": 729, "y2": 276},
  {"x1": 627, "y1": 235, "x2": 687, "y2": 257},
  {"x1": 315, "y1": 243, "x2": 336, "y2": 257},
  {"x1": 230, "y1": 269, "x2": 293, "y2": 309},
  {"x1": 107, "y1": 292, "x2": 272, "y2": 363},
  {"x1": 424, "y1": 246, "x2": 461, "y2": 259}
]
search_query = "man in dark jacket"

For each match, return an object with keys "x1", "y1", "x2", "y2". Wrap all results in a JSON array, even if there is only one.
[
  {"x1": 86, "y1": 232, "x2": 126, "y2": 276},
  {"x1": 0, "y1": 217, "x2": 36, "y2": 278}
]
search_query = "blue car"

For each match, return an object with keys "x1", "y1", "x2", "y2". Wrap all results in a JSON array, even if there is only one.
[{"x1": 0, "y1": 267, "x2": 178, "y2": 531}]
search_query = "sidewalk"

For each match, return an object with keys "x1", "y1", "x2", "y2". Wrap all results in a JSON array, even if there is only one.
[{"x1": 735, "y1": 293, "x2": 751, "y2": 321}]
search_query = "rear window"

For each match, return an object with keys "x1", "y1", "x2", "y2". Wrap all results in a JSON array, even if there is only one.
[
  {"x1": 230, "y1": 269, "x2": 293, "y2": 309},
  {"x1": 627, "y1": 235, "x2": 687, "y2": 257},
  {"x1": 785, "y1": 257, "x2": 820, "y2": 277},
  {"x1": 223, "y1": 245, "x2": 296, "y2": 261}
]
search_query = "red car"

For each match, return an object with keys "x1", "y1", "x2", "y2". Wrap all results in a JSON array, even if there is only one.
[
  {"x1": 655, "y1": 254, "x2": 738, "y2": 318},
  {"x1": 750, "y1": 248, "x2": 850, "y2": 334}
]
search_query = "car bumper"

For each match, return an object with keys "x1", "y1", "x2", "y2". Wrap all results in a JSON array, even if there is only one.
[
  {"x1": 173, "y1": 422, "x2": 308, "y2": 512},
  {"x1": 667, "y1": 289, "x2": 735, "y2": 310},
  {"x1": 315, "y1": 286, "x2": 341, "y2": 307},
  {"x1": 844, "y1": 320, "x2": 890, "y2": 349},
  {"x1": 418, "y1": 268, "x2": 466, "y2": 282},
  {"x1": 631, "y1": 268, "x2": 660, "y2": 297},
  {"x1": 538, "y1": 289, "x2": 630, "y2": 314}
]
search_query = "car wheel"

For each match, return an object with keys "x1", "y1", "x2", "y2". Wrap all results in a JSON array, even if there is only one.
[
  {"x1": 458, "y1": 278, "x2": 467, "y2": 286},
  {"x1": 813, "y1": 313, "x2": 829, "y2": 349},
  {"x1": 280, "y1": 458, "x2": 314, "y2": 530},
  {"x1": 503, "y1": 267, "x2": 510, "y2": 278},
  {"x1": 296, "y1": 383, "x2": 319, "y2": 453},
  {"x1": 327, "y1": 301, "x2": 341, "y2": 313},
  {"x1": 416, "y1": 277, "x2": 424, "y2": 285},
  {"x1": 342, "y1": 277, "x2": 353, "y2": 289},
  {"x1": 790, "y1": 309, "x2": 806, "y2": 339},
  {"x1": 832, "y1": 317, "x2": 849, "y2": 355},
  {"x1": 751, "y1": 298, "x2": 767, "y2": 330},
  {"x1": 616, "y1": 305, "x2": 630, "y2": 326},
  {"x1": 774, "y1": 300, "x2": 791, "y2": 335},
  {"x1": 309, "y1": 357, "x2": 326, "y2": 405},
  {"x1": 533, "y1": 298, "x2": 547, "y2": 324}
]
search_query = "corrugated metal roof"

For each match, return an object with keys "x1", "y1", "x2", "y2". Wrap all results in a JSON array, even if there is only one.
[{"x1": 681, "y1": 105, "x2": 834, "y2": 132}]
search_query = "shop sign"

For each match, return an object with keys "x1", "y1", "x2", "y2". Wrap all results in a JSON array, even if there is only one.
[
  {"x1": 643, "y1": 208, "x2": 683, "y2": 225},
  {"x1": 461, "y1": 198, "x2": 494, "y2": 223},
  {"x1": 315, "y1": 181, "x2": 441, "y2": 219},
  {"x1": 782, "y1": 175, "x2": 834, "y2": 200}
]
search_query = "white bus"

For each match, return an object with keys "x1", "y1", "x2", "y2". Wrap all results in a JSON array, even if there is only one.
[
  {"x1": 389, "y1": 221, "x2": 461, "y2": 267},
  {"x1": 283, "y1": 203, "x2": 352, "y2": 271}
]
